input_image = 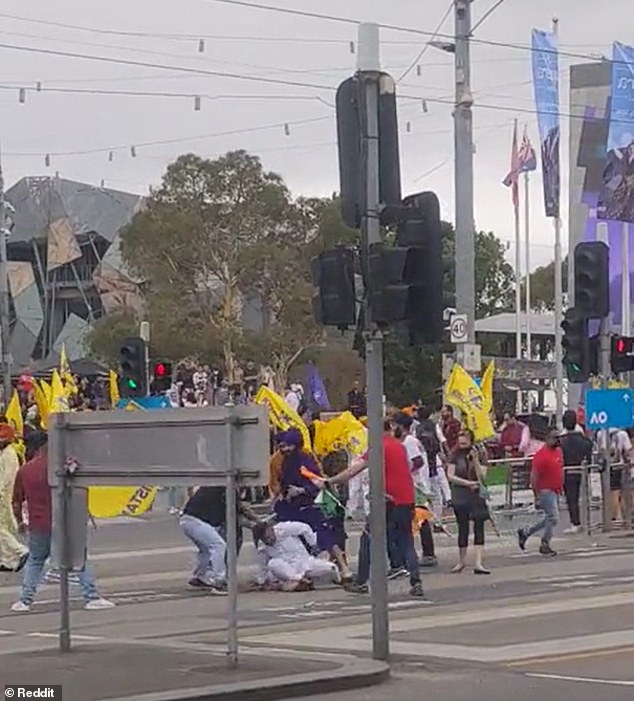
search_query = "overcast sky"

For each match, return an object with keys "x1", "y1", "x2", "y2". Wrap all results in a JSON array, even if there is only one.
[{"x1": 0, "y1": 0, "x2": 627, "y2": 270}]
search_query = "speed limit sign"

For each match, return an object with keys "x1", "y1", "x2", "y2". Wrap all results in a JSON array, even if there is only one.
[{"x1": 449, "y1": 314, "x2": 468, "y2": 344}]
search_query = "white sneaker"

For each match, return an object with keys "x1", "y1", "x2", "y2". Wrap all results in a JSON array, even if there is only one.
[
  {"x1": 84, "y1": 597, "x2": 115, "y2": 610},
  {"x1": 11, "y1": 601, "x2": 30, "y2": 612},
  {"x1": 564, "y1": 525, "x2": 581, "y2": 534}
]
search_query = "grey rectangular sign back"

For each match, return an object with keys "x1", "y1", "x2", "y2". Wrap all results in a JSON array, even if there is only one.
[
  {"x1": 48, "y1": 405, "x2": 268, "y2": 486},
  {"x1": 50, "y1": 487, "x2": 88, "y2": 571}
]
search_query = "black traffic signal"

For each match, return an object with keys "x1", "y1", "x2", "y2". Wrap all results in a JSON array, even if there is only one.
[
  {"x1": 400, "y1": 191, "x2": 443, "y2": 344},
  {"x1": 366, "y1": 192, "x2": 444, "y2": 343},
  {"x1": 367, "y1": 242, "x2": 423, "y2": 325},
  {"x1": 574, "y1": 241, "x2": 609, "y2": 318},
  {"x1": 152, "y1": 361, "x2": 173, "y2": 393},
  {"x1": 611, "y1": 335, "x2": 634, "y2": 373},
  {"x1": 336, "y1": 73, "x2": 402, "y2": 229},
  {"x1": 561, "y1": 307, "x2": 596, "y2": 382},
  {"x1": 311, "y1": 247, "x2": 356, "y2": 329},
  {"x1": 119, "y1": 337, "x2": 147, "y2": 397}
]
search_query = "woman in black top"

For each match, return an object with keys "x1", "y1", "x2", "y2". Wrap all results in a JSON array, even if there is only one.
[{"x1": 446, "y1": 428, "x2": 490, "y2": 575}]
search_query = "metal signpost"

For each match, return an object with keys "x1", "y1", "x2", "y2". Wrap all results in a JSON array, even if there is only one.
[{"x1": 48, "y1": 405, "x2": 268, "y2": 664}]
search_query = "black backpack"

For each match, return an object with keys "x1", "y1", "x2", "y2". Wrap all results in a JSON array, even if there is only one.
[{"x1": 417, "y1": 419, "x2": 441, "y2": 466}]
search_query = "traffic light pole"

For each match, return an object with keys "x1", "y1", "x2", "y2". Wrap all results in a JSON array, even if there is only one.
[
  {"x1": 599, "y1": 318, "x2": 612, "y2": 531},
  {"x1": 358, "y1": 22, "x2": 389, "y2": 662}
]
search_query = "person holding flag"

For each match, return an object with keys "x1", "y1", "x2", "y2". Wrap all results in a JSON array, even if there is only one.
[{"x1": 272, "y1": 428, "x2": 351, "y2": 582}]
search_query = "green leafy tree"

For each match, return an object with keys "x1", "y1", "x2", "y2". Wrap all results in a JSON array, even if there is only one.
[
  {"x1": 86, "y1": 310, "x2": 138, "y2": 367},
  {"x1": 523, "y1": 256, "x2": 568, "y2": 310},
  {"x1": 116, "y1": 150, "x2": 309, "y2": 381},
  {"x1": 383, "y1": 224, "x2": 515, "y2": 404}
]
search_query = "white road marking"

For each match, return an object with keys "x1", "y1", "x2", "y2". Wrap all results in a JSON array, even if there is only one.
[
  {"x1": 26, "y1": 632, "x2": 103, "y2": 641},
  {"x1": 0, "y1": 630, "x2": 14, "y2": 636},
  {"x1": 526, "y1": 673, "x2": 634, "y2": 687},
  {"x1": 532, "y1": 574, "x2": 597, "y2": 583}
]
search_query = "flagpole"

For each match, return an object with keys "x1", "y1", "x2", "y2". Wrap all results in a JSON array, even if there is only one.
[
  {"x1": 524, "y1": 170, "x2": 531, "y2": 357},
  {"x1": 514, "y1": 138, "x2": 523, "y2": 413},
  {"x1": 513, "y1": 120, "x2": 522, "y2": 363},
  {"x1": 552, "y1": 17, "x2": 564, "y2": 427}
]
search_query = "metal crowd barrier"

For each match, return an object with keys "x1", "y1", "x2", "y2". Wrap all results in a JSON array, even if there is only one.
[{"x1": 484, "y1": 457, "x2": 633, "y2": 535}]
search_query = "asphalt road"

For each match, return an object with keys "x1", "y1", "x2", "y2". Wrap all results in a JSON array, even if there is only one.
[{"x1": 0, "y1": 511, "x2": 633, "y2": 700}]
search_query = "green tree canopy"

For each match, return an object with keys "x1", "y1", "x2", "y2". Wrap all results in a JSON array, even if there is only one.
[
  {"x1": 86, "y1": 155, "x2": 352, "y2": 387},
  {"x1": 524, "y1": 256, "x2": 568, "y2": 310}
]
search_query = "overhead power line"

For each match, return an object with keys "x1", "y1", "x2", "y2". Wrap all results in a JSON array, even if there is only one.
[
  {"x1": 471, "y1": 0, "x2": 511, "y2": 34},
  {"x1": 397, "y1": 1, "x2": 453, "y2": 82},
  {"x1": 206, "y1": 0, "x2": 623, "y2": 65}
]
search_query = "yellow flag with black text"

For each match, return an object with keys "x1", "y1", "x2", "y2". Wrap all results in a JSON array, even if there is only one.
[
  {"x1": 88, "y1": 400, "x2": 157, "y2": 518},
  {"x1": 445, "y1": 363, "x2": 495, "y2": 442}
]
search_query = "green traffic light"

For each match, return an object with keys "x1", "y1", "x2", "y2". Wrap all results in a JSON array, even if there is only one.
[{"x1": 126, "y1": 378, "x2": 138, "y2": 389}]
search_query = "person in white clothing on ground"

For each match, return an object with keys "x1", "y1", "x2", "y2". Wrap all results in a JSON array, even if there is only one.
[{"x1": 252, "y1": 521, "x2": 341, "y2": 591}]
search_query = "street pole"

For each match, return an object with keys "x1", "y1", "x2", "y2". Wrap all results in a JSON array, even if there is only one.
[
  {"x1": 0, "y1": 157, "x2": 12, "y2": 406},
  {"x1": 454, "y1": 0, "x2": 475, "y2": 345},
  {"x1": 552, "y1": 17, "x2": 564, "y2": 426},
  {"x1": 358, "y1": 22, "x2": 389, "y2": 662},
  {"x1": 599, "y1": 317, "x2": 612, "y2": 531}
]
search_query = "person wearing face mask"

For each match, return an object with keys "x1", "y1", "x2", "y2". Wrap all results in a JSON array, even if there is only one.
[
  {"x1": 517, "y1": 429, "x2": 563, "y2": 557},
  {"x1": 446, "y1": 429, "x2": 490, "y2": 574}
]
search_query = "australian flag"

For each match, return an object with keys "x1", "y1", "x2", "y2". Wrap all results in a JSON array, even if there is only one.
[{"x1": 503, "y1": 124, "x2": 537, "y2": 209}]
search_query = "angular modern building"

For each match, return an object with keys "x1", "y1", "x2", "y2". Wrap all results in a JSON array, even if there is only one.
[{"x1": 5, "y1": 176, "x2": 144, "y2": 367}]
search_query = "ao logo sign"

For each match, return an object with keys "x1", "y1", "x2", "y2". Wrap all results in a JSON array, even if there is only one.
[{"x1": 589, "y1": 411, "x2": 609, "y2": 425}]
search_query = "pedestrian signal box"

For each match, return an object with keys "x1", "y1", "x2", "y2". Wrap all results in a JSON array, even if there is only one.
[{"x1": 611, "y1": 335, "x2": 634, "y2": 374}]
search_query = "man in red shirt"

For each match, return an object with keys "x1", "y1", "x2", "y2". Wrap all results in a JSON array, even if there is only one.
[
  {"x1": 10, "y1": 431, "x2": 114, "y2": 612},
  {"x1": 517, "y1": 429, "x2": 563, "y2": 557},
  {"x1": 326, "y1": 420, "x2": 423, "y2": 597}
]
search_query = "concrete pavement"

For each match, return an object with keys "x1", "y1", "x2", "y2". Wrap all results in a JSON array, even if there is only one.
[{"x1": 0, "y1": 511, "x2": 633, "y2": 699}]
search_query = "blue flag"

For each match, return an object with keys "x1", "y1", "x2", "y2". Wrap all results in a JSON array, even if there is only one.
[
  {"x1": 531, "y1": 28, "x2": 561, "y2": 219},
  {"x1": 307, "y1": 362, "x2": 330, "y2": 410}
]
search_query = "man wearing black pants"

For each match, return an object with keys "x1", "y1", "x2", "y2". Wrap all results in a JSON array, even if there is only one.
[
  {"x1": 327, "y1": 420, "x2": 424, "y2": 597},
  {"x1": 559, "y1": 410, "x2": 592, "y2": 534}
]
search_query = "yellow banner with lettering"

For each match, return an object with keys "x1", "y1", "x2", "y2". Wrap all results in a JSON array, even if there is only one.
[
  {"x1": 445, "y1": 363, "x2": 495, "y2": 442},
  {"x1": 86, "y1": 400, "x2": 157, "y2": 518}
]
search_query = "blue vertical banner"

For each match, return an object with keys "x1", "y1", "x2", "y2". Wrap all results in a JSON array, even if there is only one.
[
  {"x1": 531, "y1": 29, "x2": 561, "y2": 219},
  {"x1": 597, "y1": 42, "x2": 634, "y2": 223}
]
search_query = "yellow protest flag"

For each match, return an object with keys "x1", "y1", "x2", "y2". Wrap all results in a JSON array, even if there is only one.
[
  {"x1": 254, "y1": 385, "x2": 311, "y2": 449},
  {"x1": 109, "y1": 369, "x2": 120, "y2": 407},
  {"x1": 40, "y1": 379, "x2": 52, "y2": 405},
  {"x1": 445, "y1": 363, "x2": 495, "y2": 442},
  {"x1": 59, "y1": 344, "x2": 78, "y2": 396},
  {"x1": 6, "y1": 389, "x2": 24, "y2": 438},
  {"x1": 49, "y1": 370, "x2": 69, "y2": 413},
  {"x1": 314, "y1": 411, "x2": 367, "y2": 457},
  {"x1": 88, "y1": 485, "x2": 157, "y2": 518},
  {"x1": 480, "y1": 360, "x2": 495, "y2": 412},
  {"x1": 33, "y1": 381, "x2": 50, "y2": 430}
]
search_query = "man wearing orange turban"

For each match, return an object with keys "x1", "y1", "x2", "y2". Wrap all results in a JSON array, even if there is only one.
[{"x1": 0, "y1": 423, "x2": 27, "y2": 572}]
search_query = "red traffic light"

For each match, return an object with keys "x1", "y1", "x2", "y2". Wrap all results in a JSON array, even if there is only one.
[
  {"x1": 153, "y1": 362, "x2": 171, "y2": 378},
  {"x1": 613, "y1": 336, "x2": 634, "y2": 356}
]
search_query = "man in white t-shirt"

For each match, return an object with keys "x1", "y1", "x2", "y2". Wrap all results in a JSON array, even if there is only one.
[{"x1": 394, "y1": 413, "x2": 438, "y2": 567}]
